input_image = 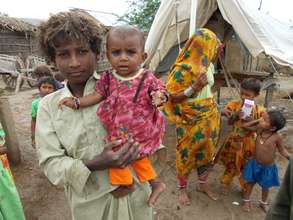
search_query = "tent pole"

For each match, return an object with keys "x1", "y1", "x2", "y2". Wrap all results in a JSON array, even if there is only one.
[{"x1": 189, "y1": 0, "x2": 197, "y2": 37}]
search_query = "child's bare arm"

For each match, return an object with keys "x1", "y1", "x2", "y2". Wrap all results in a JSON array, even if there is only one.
[
  {"x1": 277, "y1": 135, "x2": 290, "y2": 161},
  {"x1": 241, "y1": 118, "x2": 261, "y2": 131},
  {"x1": 79, "y1": 91, "x2": 103, "y2": 107},
  {"x1": 59, "y1": 91, "x2": 103, "y2": 110},
  {"x1": 31, "y1": 118, "x2": 36, "y2": 148}
]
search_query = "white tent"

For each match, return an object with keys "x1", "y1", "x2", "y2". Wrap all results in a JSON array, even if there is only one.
[{"x1": 145, "y1": 0, "x2": 293, "y2": 70}]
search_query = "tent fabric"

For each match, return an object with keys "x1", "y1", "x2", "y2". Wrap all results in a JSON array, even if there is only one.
[{"x1": 145, "y1": 0, "x2": 293, "y2": 70}]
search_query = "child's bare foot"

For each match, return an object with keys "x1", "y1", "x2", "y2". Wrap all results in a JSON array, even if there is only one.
[
  {"x1": 196, "y1": 182, "x2": 218, "y2": 201},
  {"x1": 259, "y1": 200, "x2": 269, "y2": 213},
  {"x1": 242, "y1": 199, "x2": 251, "y2": 212},
  {"x1": 111, "y1": 184, "x2": 135, "y2": 198},
  {"x1": 148, "y1": 180, "x2": 166, "y2": 207},
  {"x1": 178, "y1": 188, "x2": 191, "y2": 206}
]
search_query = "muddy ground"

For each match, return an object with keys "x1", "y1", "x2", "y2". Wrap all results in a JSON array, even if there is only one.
[{"x1": 1, "y1": 79, "x2": 293, "y2": 220}]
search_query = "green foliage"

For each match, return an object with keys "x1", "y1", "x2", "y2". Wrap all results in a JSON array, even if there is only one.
[{"x1": 120, "y1": 0, "x2": 161, "y2": 32}]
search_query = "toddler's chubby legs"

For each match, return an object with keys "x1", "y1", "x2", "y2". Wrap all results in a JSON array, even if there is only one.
[
  {"x1": 259, "y1": 188, "x2": 269, "y2": 213},
  {"x1": 148, "y1": 179, "x2": 166, "y2": 207},
  {"x1": 132, "y1": 157, "x2": 166, "y2": 207},
  {"x1": 242, "y1": 183, "x2": 255, "y2": 212}
]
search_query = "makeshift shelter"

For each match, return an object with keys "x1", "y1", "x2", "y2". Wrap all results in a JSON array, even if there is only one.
[
  {"x1": 145, "y1": 0, "x2": 293, "y2": 73},
  {"x1": 145, "y1": 0, "x2": 293, "y2": 105},
  {"x1": 0, "y1": 15, "x2": 38, "y2": 57}
]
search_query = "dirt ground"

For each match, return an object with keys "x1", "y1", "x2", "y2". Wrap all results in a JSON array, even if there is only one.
[{"x1": 1, "y1": 79, "x2": 293, "y2": 220}]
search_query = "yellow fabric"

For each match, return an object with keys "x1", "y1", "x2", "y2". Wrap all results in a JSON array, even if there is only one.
[
  {"x1": 220, "y1": 100, "x2": 265, "y2": 186},
  {"x1": 163, "y1": 28, "x2": 220, "y2": 125},
  {"x1": 175, "y1": 98, "x2": 220, "y2": 177}
]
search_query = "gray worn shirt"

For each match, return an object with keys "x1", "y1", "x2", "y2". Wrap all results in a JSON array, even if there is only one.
[{"x1": 36, "y1": 73, "x2": 153, "y2": 220}]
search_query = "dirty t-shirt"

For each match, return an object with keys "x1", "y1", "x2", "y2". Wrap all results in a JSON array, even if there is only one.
[{"x1": 35, "y1": 73, "x2": 153, "y2": 220}]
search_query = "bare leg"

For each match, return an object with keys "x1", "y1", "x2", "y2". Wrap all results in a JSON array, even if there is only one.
[
  {"x1": 259, "y1": 188, "x2": 269, "y2": 213},
  {"x1": 147, "y1": 179, "x2": 166, "y2": 207},
  {"x1": 196, "y1": 180, "x2": 218, "y2": 201},
  {"x1": 242, "y1": 183, "x2": 255, "y2": 212},
  {"x1": 178, "y1": 188, "x2": 191, "y2": 206},
  {"x1": 111, "y1": 184, "x2": 135, "y2": 198}
]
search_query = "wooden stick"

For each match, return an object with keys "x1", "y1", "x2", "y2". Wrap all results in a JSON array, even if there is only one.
[{"x1": 0, "y1": 97, "x2": 21, "y2": 165}]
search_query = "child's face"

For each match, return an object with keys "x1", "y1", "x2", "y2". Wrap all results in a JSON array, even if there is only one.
[
  {"x1": 39, "y1": 83, "x2": 55, "y2": 97},
  {"x1": 54, "y1": 40, "x2": 98, "y2": 85},
  {"x1": 258, "y1": 112, "x2": 272, "y2": 130},
  {"x1": 240, "y1": 88, "x2": 258, "y2": 101},
  {"x1": 106, "y1": 33, "x2": 146, "y2": 77}
]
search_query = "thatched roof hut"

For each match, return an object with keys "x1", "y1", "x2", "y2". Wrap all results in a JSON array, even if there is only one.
[{"x1": 0, "y1": 15, "x2": 38, "y2": 58}]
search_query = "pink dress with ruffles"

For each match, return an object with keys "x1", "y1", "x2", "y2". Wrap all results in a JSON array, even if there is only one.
[{"x1": 96, "y1": 69, "x2": 166, "y2": 156}]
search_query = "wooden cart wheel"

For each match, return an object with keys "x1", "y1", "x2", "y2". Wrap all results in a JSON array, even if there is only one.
[
  {"x1": 25, "y1": 56, "x2": 46, "y2": 88},
  {"x1": 1, "y1": 57, "x2": 24, "y2": 89}
]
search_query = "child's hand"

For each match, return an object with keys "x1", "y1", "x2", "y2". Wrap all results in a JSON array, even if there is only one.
[
  {"x1": 150, "y1": 90, "x2": 167, "y2": 107},
  {"x1": 58, "y1": 97, "x2": 77, "y2": 110},
  {"x1": 222, "y1": 109, "x2": 232, "y2": 118}
]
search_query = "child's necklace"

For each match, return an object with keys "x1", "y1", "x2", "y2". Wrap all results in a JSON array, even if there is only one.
[
  {"x1": 112, "y1": 68, "x2": 144, "y2": 81},
  {"x1": 259, "y1": 131, "x2": 274, "y2": 145}
]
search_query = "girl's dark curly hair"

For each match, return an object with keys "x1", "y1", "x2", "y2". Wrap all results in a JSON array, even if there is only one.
[{"x1": 38, "y1": 10, "x2": 107, "y2": 61}]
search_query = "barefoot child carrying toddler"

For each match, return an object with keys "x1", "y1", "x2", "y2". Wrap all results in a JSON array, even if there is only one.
[{"x1": 59, "y1": 25, "x2": 166, "y2": 206}]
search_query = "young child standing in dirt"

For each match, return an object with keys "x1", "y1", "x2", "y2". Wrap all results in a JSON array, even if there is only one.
[
  {"x1": 31, "y1": 76, "x2": 57, "y2": 147},
  {"x1": 59, "y1": 25, "x2": 167, "y2": 207},
  {"x1": 219, "y1": 78, "x2": 265, "y2": 193},
  {"x1": 242, "y1": 110, "x2": 290, "y2": 212}
]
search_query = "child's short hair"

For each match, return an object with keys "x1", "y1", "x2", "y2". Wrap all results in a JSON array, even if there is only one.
[
  {"x1": 240, "y1": 78, "x2": 261, "y2": 95},
  {"x1": 268, "y1": 110, "x2": 286, "y2": 132},
  {"x1": 38, "y1": 76, "x2": 57, "y2": 90},
  {"x1": 34, "y1": 65, "x2": 52, "y2": 77},
  {"x1": 39, "y1": 10, "x2": 106, "y2": 61},
  {"x1": 106, "y1": 25, "x2": 145, "y2": 50}
]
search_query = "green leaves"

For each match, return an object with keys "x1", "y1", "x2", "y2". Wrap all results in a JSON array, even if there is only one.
[{"x1": 120, "y1": 0, "x2": 161, "y2": 33}]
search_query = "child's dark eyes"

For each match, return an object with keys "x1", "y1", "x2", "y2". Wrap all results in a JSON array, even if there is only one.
[
  {"x1": 111, "y1": 49, "x2": 137, "y2": 57},
  {"x1": 56, "y1": 52, "x2": 69, "y2": 58},
  {"x1": 111, "y1": 50, "x2": 121, "y2": 56},
  {"x1": 126, "y1": 50, "x2": 136, "y2": 56},
  {"x1": 78, "y1": 49, "x2": 89, "y2": 55}
]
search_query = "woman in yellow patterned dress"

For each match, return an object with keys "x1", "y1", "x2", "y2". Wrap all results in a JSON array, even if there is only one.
[{"x1": 163, "y1": 28, "x2": 221, "y2": 205}]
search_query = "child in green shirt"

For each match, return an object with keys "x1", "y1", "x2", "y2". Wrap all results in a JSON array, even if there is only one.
[{"x1": 31, "y1": 76, "x2": 57, "y2": 147}]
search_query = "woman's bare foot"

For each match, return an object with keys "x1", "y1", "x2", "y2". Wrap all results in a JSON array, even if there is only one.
[
  {"x1": 148, "y1": 180, "x2": 166, "y2": 207},
  {"x1": 196, "y1": 183, "x2": 218, "y2": 201},
  {"x1": 178, "y1": 188, "x2": 191, "y2": 206},
  {"x1": 111, "y1": 184, "x2": 135, "y2": 198},
  {"x1": 242, "y1": 199, "x2": 251, "y2": 212},
  {"x1": 259, "y1": 200, "x2": 269, "y2": 213}
]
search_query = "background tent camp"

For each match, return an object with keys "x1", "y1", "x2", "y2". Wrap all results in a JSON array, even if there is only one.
[{"x1": 145, "y1": 0, "x2": 293, "y2": 77}]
